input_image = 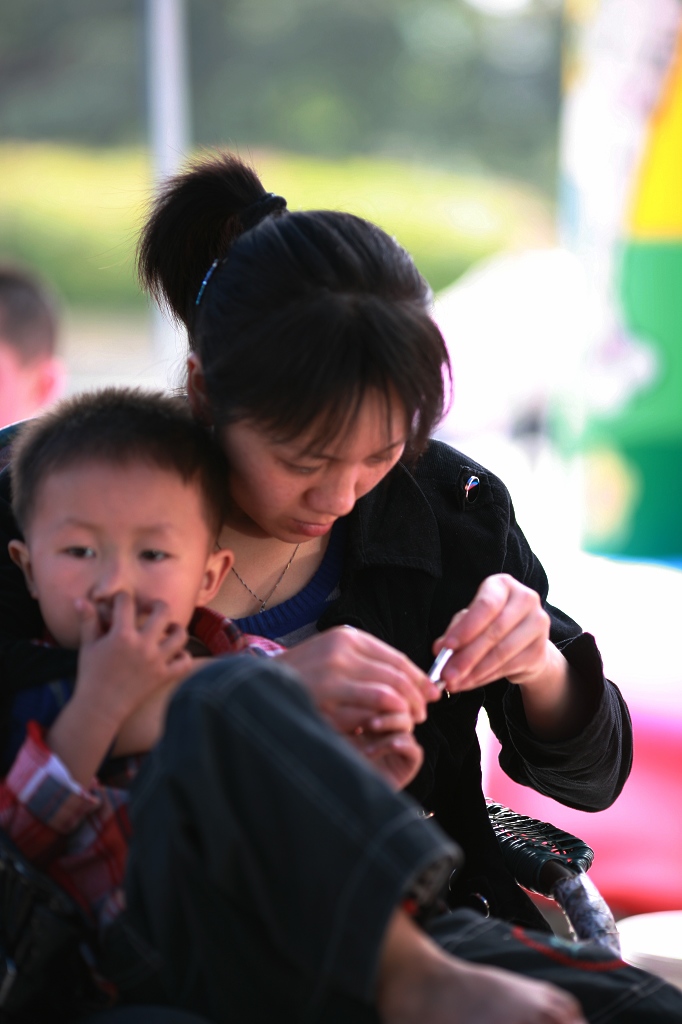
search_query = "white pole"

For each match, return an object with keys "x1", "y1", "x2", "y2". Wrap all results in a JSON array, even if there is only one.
[{"x1": 145, "y1": 0, "x2": 191, "y2": 371}]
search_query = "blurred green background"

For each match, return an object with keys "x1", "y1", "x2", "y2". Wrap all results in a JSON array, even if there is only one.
[
  {"x1": 0, "y1": 142, "x2": 553, "y2": 310},
  {"x1": 0, "y1": 0, "x2": 560, "y2": 312}
]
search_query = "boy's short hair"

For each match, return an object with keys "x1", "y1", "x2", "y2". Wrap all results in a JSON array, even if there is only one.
[
  {"x1": 0, "y1": 266, "x2": 58, "y2": 363},
  {"x1": 11, "y1": 387, "x2": 230, "y2": 538}
]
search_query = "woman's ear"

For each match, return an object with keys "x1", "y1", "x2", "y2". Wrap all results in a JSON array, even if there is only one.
[
  {"x1": 8, "y1": 539, "x2": 38, "y2": 598},
  {"x1": 196, "y1": 547, "x2": 234, "y2": 607},
  {"x1": 187, "y1": 353, "x2": 212, "y2": 424}
]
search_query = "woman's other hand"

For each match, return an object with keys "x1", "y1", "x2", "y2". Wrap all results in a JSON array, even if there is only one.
[
  {"x1": 433, "y1": 575, "x2": 596, "y2": 740},
  {"x1": 350, "y1": 729, "x2": 424, "y2": 790},
  {"x1": 278, "y1": 626, "x2": 440, "y2": 736}
]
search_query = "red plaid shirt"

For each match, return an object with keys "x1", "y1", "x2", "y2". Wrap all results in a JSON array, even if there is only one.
[{"x1": 0, "y1": 609, "x2": 282, "y2": 930}]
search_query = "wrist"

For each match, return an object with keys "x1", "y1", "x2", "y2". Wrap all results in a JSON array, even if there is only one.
[
  {"x1": 516, "y1": 644, "x2": 592, "y2": 741},
  {"x1": 47, "y1": 694, "x2": 120, "y2": 785},
  {"x1": 509, "y1": 640, "x2": 562, "y2": 691},
  {"x1": 74, "y1": 666, "x2": 136, "y2": 732}
]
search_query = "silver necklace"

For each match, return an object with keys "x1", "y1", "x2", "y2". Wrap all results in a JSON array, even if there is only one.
[{"x1": 231, "y1": 544, "x2": 300, "y2": 613}]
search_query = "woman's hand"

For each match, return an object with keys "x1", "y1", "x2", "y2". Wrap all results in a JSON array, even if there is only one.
[
  {"x1": 433, "y1": 575, "x2": 595, "y2": 740},
  {"x1": 350, "y1": 730, "x2": 424, "y2": 790},
  {"x1": 434, "y1": 574, "x2": 552, "y2": 692},
  {"x1": 278, "y1": 626, "x2": 440, "y2": 736}
]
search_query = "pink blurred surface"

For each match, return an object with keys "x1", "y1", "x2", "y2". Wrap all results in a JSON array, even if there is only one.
[{"x1": 484, "y1": 709, "x2": 682, "y2": 914}]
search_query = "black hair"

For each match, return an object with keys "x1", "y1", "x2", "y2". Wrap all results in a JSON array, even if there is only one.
[
  {"x1": 11, "y1": 387, "x2": 230, "y2": 538},
  {"x1": 138, "y1": 152, "x2": 450, "y2": 457},
  {"x1": 0, "y1": 265, "x2": 58, "y2": 363}
]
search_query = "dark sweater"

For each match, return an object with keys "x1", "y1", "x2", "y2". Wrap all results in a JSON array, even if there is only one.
[{"x1": 317, "y1": 440, "x2": 632, "y2": 926}]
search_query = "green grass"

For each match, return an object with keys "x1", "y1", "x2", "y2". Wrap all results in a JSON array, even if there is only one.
[{"x1": 0, "y1": 142, "x2": 554, "y2": 311}]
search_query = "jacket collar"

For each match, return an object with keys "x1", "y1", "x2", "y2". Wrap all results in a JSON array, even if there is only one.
[{"x1": 345, "y1": 460, "x2": 443, "y2": 578}]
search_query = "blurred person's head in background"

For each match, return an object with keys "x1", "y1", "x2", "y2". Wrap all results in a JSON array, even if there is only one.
[{"x1": 0, "y1": 266, "x2": 65, "y2": 428}]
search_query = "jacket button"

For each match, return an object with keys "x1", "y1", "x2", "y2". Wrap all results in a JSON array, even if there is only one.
[{"x1": 464, "y1": 475, "x2": 480, "y2": 503}]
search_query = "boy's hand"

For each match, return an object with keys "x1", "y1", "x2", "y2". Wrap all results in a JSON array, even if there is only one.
[
  {"x1": 76, "y1": 592, "x2": 191, "y2": 729},
  {"x1": 47, "y1": 592, "x2": 192, "y2": 785}
]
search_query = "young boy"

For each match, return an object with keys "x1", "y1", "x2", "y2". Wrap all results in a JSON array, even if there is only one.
[
  {"x1": 0, "y1": 386, "x2": 421, "y2": 930},
  {"x1": 0, "y1": 387, "x2": 281, "y2": 927}
]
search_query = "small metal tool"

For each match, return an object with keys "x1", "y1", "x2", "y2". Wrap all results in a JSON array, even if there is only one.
[{"x1": 428, "y1": 647, "x2": 454, "y2": 690}]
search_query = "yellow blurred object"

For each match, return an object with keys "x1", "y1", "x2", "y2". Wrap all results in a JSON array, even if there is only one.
[{"x1": 629, "y1": 28, "x2": 682, "y2": 237}]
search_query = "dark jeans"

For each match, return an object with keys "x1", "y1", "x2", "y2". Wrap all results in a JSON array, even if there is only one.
[
  {"x1": 431, "y1": 910, "x2": 682, "y2": 1023},
  {"x1": 112, "y1": 656, "x2": 682, "y2": 1024}
]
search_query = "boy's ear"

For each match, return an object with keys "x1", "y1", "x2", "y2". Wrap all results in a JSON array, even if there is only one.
[
  {"x1": 8, "y1": 539, "x2": 38, "y2": 598},
  {"x1": 195, "y1": 546, "x2": 234, "y2": 607}
]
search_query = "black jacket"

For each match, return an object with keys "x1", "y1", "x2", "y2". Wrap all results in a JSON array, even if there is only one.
[
  {"x1": 318, "y1": 440, "x2": 632, "y2": 926},
  {"x1": 0, "y1": 433, "x2": 632, "y2": 927}
]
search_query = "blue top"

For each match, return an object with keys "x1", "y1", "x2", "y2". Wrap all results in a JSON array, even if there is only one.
[{"x1": 233, "y1": 518, "x2": 346, "y2": 647}]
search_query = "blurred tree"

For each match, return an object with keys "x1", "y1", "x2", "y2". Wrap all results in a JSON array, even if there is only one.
[
  {"x1": 0, "y1": 0, "x2": 562, "y2": 191},
  {"x1": 0, "y1": 0, "x2": 143, "y2": 143}
]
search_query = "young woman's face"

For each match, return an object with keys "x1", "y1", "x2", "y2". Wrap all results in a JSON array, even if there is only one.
[{"x1": 219, "y1": 391, "x2": 409, "y2": 543}]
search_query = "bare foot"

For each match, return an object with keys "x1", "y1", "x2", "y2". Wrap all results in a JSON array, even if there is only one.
[{"x1": 377, "y1": 911, "x2": 587, "y2": 1024}]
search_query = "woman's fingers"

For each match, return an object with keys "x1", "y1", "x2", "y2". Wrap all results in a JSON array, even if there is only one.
[
  {"x1": 438, "y1": 575, "x2": 515, "y2": 652},
  {"x1": 280, "y1": 627, "x2": 438, "y2": 730},
  {"x1": 317, "y1": 683, "x2": 413, "y2": 736},
  {"x1": 331, "y1": 627, "x2": 439, "y2": 716},
  {"x1": 367, "y1": 711, "x2": 414, "y2": 733},
  {"x1": 330, "y1": 707, "x2": 414, "y2": 736},
  {"x1": 353, "y1": 731, "x2": 424, "y2": 790},
  {"x1": 436, "y1": 575, "x2": 550, "y2": 691},
  {"x1": 318, "y1": 679, "x2": 410, "y2": 713}
]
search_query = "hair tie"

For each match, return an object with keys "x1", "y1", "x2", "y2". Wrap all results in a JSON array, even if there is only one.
[
  {"x1": 194, "y1": 193, "x2": 287, "y2": 307},
  {"x1": 239, "y1": 192, "x2": 288, "y2": 230},
  {"x1": 195, "y1": 258, "x2": 221, "y2": 307}
]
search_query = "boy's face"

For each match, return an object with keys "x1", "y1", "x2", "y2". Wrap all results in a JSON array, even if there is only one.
[{"x1": 9, "y1": 460, "x2": 232, "y2": 649}]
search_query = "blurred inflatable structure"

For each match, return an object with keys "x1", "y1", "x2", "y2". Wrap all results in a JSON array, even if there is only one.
[
  {"x1": 559, "y1": 0, "x2": 682, "y2": 562},
  {"x1": 435, "y1": 0, "x2": 682, "y2": 917}
]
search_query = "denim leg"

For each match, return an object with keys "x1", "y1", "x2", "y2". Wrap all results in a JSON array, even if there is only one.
[
  {"x1": 124, "y1": 656, "x2": 458, "y2": 1023},
  {"x1": 427, "y1": 908, "x2": 682, "y2": 1023},
  {"x1": 81, "y1": 1010, "x2": 212, "y2": 1024}
]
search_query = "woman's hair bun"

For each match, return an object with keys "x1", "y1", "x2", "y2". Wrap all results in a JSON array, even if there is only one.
[
  {"x1": 239, "y1": 192, "x2": 287, "y2": 231},
  {"x1": 137, "y1": 152, "x2": 273, "y2": 328}
]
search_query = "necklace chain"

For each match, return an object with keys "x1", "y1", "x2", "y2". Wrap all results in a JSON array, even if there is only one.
[{"x1": 231, "y1": 544, "x2": 300, "y2": 613}]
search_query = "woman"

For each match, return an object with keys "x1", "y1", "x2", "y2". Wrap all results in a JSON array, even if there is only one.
[{"x1": 133, "y1": 151, "x2": 631, "y2": 928}]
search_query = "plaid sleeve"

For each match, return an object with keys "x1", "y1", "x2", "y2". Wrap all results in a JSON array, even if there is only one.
[
  {"x1": 190, "y1": 607, "x2": 284, "y2": 658},
  {"x1": 0, "y1": 721, "x2": 100, "y2": 862},
  {"x1": 241, "y1": 633, "x2": 285, "y2": 657}
]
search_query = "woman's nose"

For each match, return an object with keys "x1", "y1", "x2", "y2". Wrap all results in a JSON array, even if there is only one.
[{"x1": 306, "y1": 471, "x2": 358, "y2": 517}]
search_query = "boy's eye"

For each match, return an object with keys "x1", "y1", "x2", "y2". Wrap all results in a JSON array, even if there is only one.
[
  {"x1": 140, "y1": 549, "x2": 170, "y2": 562},
  {"x1": 64, "y1": 546, "x2": 96, "y2": 559}
]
